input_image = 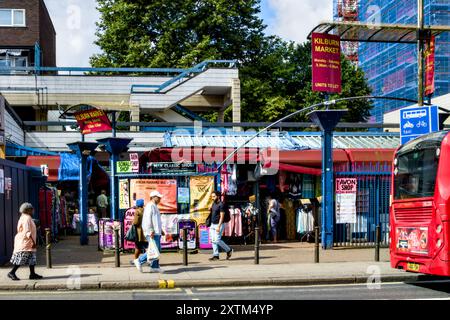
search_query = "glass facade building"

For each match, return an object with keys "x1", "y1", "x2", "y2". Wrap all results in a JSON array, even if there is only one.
[{"x1": 334, "y1": 0, "x2": 450, "y2": 122}]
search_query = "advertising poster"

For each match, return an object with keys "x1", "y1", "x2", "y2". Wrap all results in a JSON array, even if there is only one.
[
  {"x1": 119, "y1": 179, "x2": 130, "y2": 209},
  {"x1": 425, "y1": 35, "x2": 436, "y2": 96},
  {"x1": 98, "y1": 219, "x2": 121, "y2": 250},
  {"x1": 311, "y1": 33, "x2": 342, "y2": 93},
  {"x1": 178, "y1": 187, "x2": 190, "y2": 204},
  {"x1": 198, "y1": 224, "x2": 212, "y2": 249},
  {"x1": 396, "y1": 227, "x2": 429, "y2": 255},
  {"x1": 123, "y1": 208, "x2": 136, "y2": 250},
  {"x1": 130, "y1": 179, "x2": 177, "y2": 213},
  {"x1": 74, "y1": 109, "x2": 112, "y2": 134},
  {"x1": 5, "y1": 177, "x2": 11, "y2": 200},
  {"x1": 189, "y1": 176, "x2": 215, "y2": 225},
  {"x1": 335, "y1": 178, "x2": 357, "y2": 224},
  {"x1": 161, "y1": 214, "x2": 179, "y2": 249},
  {"x1": 0, "y1": 169, "x2": 4, "y2": 194},
  {"x1": 178, "y1": 220, "x2": 197, "y2": 250}
]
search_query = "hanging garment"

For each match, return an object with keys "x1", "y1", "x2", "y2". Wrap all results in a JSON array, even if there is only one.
[
  {"x1": 289, "y1": 174, "x2": 302, "y2": 199},
  {"x1": 223, "y1": 207, "x2": 243, "y2": 237},
  {"x1": 220, "y1": 164, "x2": 230, "y2": 195},
  {"x1": 227, "y1": 165, "x2": 238, "y2": 196},
  {"x1": 284, "y1": 199, "x2": 297, "y2": 240},
  {"x1": 279, "y1": 171, "x2": 288, "y2": 193}
]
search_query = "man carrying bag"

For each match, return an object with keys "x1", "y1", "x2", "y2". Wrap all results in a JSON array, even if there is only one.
[{"x1": 133, "y1": 191, "x2": 165, "y2": 273}]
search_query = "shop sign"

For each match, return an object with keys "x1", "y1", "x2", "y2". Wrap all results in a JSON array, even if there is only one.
[
  {"x1": 335, "y1": 178, "x2": 357, "y2": 224},
  {"x1": 311, "y1": 33, "x2": 342, "y2": 93},
  {"x1": 117, "y1": 161, "x2": 132, "y2": 173},
  {"x1": 149, "y1": 162, "x2": 197, "y2": 174},
  {"x1": 74, "y1": 108, "x2": 112, "y2": 134},
  {"x1": 396, "y1": 226, "x2": 429, "y2": 255},
  {"x1": 129, "y1": 153, "x2": 139, "y2": 173}
]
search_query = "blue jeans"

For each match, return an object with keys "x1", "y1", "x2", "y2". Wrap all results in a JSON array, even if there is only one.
[
  {"x1": 138, "y1": 235, "x2": 161, "y2": 269},
  {"x1": 210, "y1": 224, "x2": 231, "y2": 257}
]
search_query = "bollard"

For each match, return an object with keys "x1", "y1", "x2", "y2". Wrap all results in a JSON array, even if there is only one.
[
  {"x1": 45, "y1": 228, "x2": 52, "y2": 269},
  {"x1": 114, "y1": 226, "x2": 120, "y2": 268},
  {"x1": 182, "y1": 228, "x2": 188, "y2": 266},
  {"x1": 314, "y1": 226, "x2": 319, "y2": 263},
  {"x1": 375, "y1": 224, "x2": 381, "y2": 262},
  {"x1": 254, "y1": 226, "x2": 260, "y2": 265}
]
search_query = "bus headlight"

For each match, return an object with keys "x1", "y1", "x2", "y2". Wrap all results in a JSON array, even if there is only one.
[
  {"x1": 437, "y1": 225, "x2": 442, "y2": 233},
  {"x1": 394, "y1": 157, "x2": 398, "y2": 166},
  {"x1": 436, "y1": 148, "x2": 441, "y2": 157},
  {"x1": 394, "y1": 168, "x2": 398, "y2": 176},
  {"x1": 437, "y1": 239, "x2": 442, "y2": 248}
]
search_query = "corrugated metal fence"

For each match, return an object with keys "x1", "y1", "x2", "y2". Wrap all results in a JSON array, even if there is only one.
[
  {"x1": 0, "y1": 159, "x2": 43, "y2": 265},
  {"x1": 334, "y1": 162, "x2": 391, "y2": 247}
]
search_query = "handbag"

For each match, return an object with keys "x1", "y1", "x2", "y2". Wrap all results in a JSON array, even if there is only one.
[
  {"x1": 125, "y1": 225, "x2": 137, "y2": 242},
  {"x1": 146, "y1": 237, "x2": 160, "y2": 262},
  {"x1": 205, "y1": 213, "x2": 212, "y2": 227}
]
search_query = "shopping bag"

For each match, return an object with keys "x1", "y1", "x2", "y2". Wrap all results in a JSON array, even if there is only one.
[
  {"x1": 146, "y1": 238, "x2": 160, "y2": 262},
  {"x1": 124, "y1": 225, "x2": 137, "y2": 242}
]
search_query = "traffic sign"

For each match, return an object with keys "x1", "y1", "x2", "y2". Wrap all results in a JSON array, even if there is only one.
[{"x1": 400, "y1": 105, "x2": 439, "y2": 145}]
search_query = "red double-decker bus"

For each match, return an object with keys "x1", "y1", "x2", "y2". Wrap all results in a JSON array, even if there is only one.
[{"x1": 390, "y1": 131, "x2": 450, "y2": 276}]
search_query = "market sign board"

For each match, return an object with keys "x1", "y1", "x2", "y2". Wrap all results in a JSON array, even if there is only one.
[
  {"x1": 149, "y1": 162, "x2": 197, "y2": 175},
  {"x1": 74, "y1": 108, "x2": 112, "y2": 134},
  {"x1": 311, "y1": 33, "x2": 342, "y2": 93},
  {"x1": 425, "y1": 36, "x2": 436, "y2": 96},
  {"x1": 117, "y1": 161, "x2": 132, "y2": 173},
  {"x1": 335, "y1": 178, "x2": 357, "y2": 224},
  {"x1": 400, "y1": 106, "x2": 439, "y2": 145}
]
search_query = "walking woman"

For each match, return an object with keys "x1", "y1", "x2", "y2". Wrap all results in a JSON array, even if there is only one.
[
  {"x1": 8, "y1": 203, "x2": 43, "y2": 281},
  {"x1": 132, "y1": 199, "x2": 147, "y2": 260}
]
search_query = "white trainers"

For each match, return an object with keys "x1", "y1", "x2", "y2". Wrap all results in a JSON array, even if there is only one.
[
  {"x1": 134, "y1": 259, "x2": 143, "y2": 273},
  {"x1": 149, "y1": 268, "x2": 163, "y2": 273}
]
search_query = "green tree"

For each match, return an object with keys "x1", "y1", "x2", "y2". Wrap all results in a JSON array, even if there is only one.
[{"x1": 91, "y1": 0, "x2": 373, "y2": 124}]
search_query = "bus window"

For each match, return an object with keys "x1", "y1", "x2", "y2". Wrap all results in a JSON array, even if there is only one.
[{"x1": 394, "y1": 148, "x2": 439, "y2": 200}]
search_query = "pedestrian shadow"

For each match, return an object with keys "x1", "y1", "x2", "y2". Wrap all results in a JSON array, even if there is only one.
[
  {"x1": 162, "y1": 266, "x2": 226, "y2": 274},
  {"x1": 38, "y1": 274, "x2": 102, "y2": 280},
  {"x1": 161, "y1": 262, "x2": 201, "y2": 267},
  {"x1": 228, "y1": 256, "x2": 274, "y2": 261}
]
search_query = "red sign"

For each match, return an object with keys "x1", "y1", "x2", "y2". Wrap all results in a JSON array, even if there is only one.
[
  {"x1": 74, "y1": 109, "x2": 112, "y2": 134},
  {"x1": 336, "y1": 178, "x2": 357, "y2": 193},
  {"x1": 424, "y1": 36, "x2": 436, "y2": 96},
  {"x1": 312, "y1": 33, "x2": 342, "y2": 93}
]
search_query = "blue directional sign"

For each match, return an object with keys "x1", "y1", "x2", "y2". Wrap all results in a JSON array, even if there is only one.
[{"x1": 400, "y1": 105, "x2": 439, "y2": 145}]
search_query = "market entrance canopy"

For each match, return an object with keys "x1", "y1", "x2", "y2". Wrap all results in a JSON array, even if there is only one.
[{"x1": 308, "y1": 21, "x2": 450, "y2": 43}]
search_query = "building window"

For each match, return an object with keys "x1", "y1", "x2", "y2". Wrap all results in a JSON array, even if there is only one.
[{"x1": 0, "y1": 9, "x2": 26, "y2": 27}]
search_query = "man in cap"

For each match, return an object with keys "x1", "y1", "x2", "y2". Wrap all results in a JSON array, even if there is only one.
[{"x1": 134, "y1": 190, "x2": 165, "y2": 273}]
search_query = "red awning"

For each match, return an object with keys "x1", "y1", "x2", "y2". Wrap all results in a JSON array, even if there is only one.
[
  {"x1": 26, "y1": 156, "x2": 61, "y2": 182},
  {"x1": 278, "y1": 163, "x2": 322, "y2": 176}
]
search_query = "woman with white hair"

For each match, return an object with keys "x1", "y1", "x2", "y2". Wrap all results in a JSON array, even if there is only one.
[{"x1": 7, "y1": 203, "x2": 43, "y2": 281}]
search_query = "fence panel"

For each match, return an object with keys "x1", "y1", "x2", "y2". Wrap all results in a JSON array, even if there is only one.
[
  {"x1": 334, "y1": 163, "x2": 391, "y2": 248},
  {"x1": 0, "y1": 159, "x2": 43, "y2": 265}
]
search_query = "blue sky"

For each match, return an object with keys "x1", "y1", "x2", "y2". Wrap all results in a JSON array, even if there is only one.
[{"x1": 44, "y1": 0, "x2": 332, "y2": 67}]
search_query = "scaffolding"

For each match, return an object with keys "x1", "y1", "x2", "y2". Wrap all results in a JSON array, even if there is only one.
[{"x1": 336, "y1": 0, "x2": 360, "y2": 62}]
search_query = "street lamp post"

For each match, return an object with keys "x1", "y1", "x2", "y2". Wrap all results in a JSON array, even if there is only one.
[
  {"x1": 67, "y1": 141, "x2": 99, "y2": 245},
  {"x1": 96, "y1": 138, "x2": 132, "y2": 220},
  {"x1": 307, "y1": 110, "x2": 348, "y2": 249}
]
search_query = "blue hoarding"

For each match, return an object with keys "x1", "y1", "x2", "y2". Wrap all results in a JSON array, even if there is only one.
[{"x1": 400, "y1": 106, "x2": 439, "y2": 145}]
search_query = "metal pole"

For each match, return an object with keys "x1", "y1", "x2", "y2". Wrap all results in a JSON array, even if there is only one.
[
  {"x1": 417, "y1": 0, "x2": 425, "y2": 106},
  {"x1": 375, "y1": 224, "x2": 381, "y2": 262},
  {"x1": 114, "y1": 225, "x2": 120, "y2": 267},
  {"x1": 110, "y1": 152, "x2": 118, "y2": 220},
  {"x1": 254, "y1": 226, "x2": 260, "y2": 265},
  {"x1": 314, "y1": 226, "x2": 320, "y2": 263},
  {"x1": 80, "y1": 154, "x2": 89, "y2": 245},
  {"x1": 322, "y1": 129, "x2": 334, "y2": 249},
  {"x1": 112, "y1": 111, "x2": 117, "y2": 138},
  {"x1": 45, "y1": 228, "x2": 52, "y2": 268},
  {"x1": 183, "y1": 228, "x2": 188, "y2": 266}
]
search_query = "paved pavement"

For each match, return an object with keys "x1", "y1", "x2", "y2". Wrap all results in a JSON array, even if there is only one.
[{"x1": 0, "y1": 235, "x2": 426, "y2": 291}]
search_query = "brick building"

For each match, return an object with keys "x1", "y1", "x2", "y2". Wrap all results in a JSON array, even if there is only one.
[{"x1": 0, "y1": 0, "x2": 56, "y2": 72}]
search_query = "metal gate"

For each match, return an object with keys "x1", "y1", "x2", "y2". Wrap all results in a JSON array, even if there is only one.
[
  {"x1": 333, "y1": 163, "x2": 391, "y2": 247},
  {"x1": 0, "y1": 159, "x2": 43, "y2": 265}
]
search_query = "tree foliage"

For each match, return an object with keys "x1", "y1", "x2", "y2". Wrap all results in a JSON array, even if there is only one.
[{"x1": 91, "y1": 0, "x2": 373, "y2": 123}]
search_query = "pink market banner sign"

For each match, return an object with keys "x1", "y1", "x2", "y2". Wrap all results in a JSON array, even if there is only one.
[{"x1": 312, "y1": 33, "x2": 342, "y2": 93}]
